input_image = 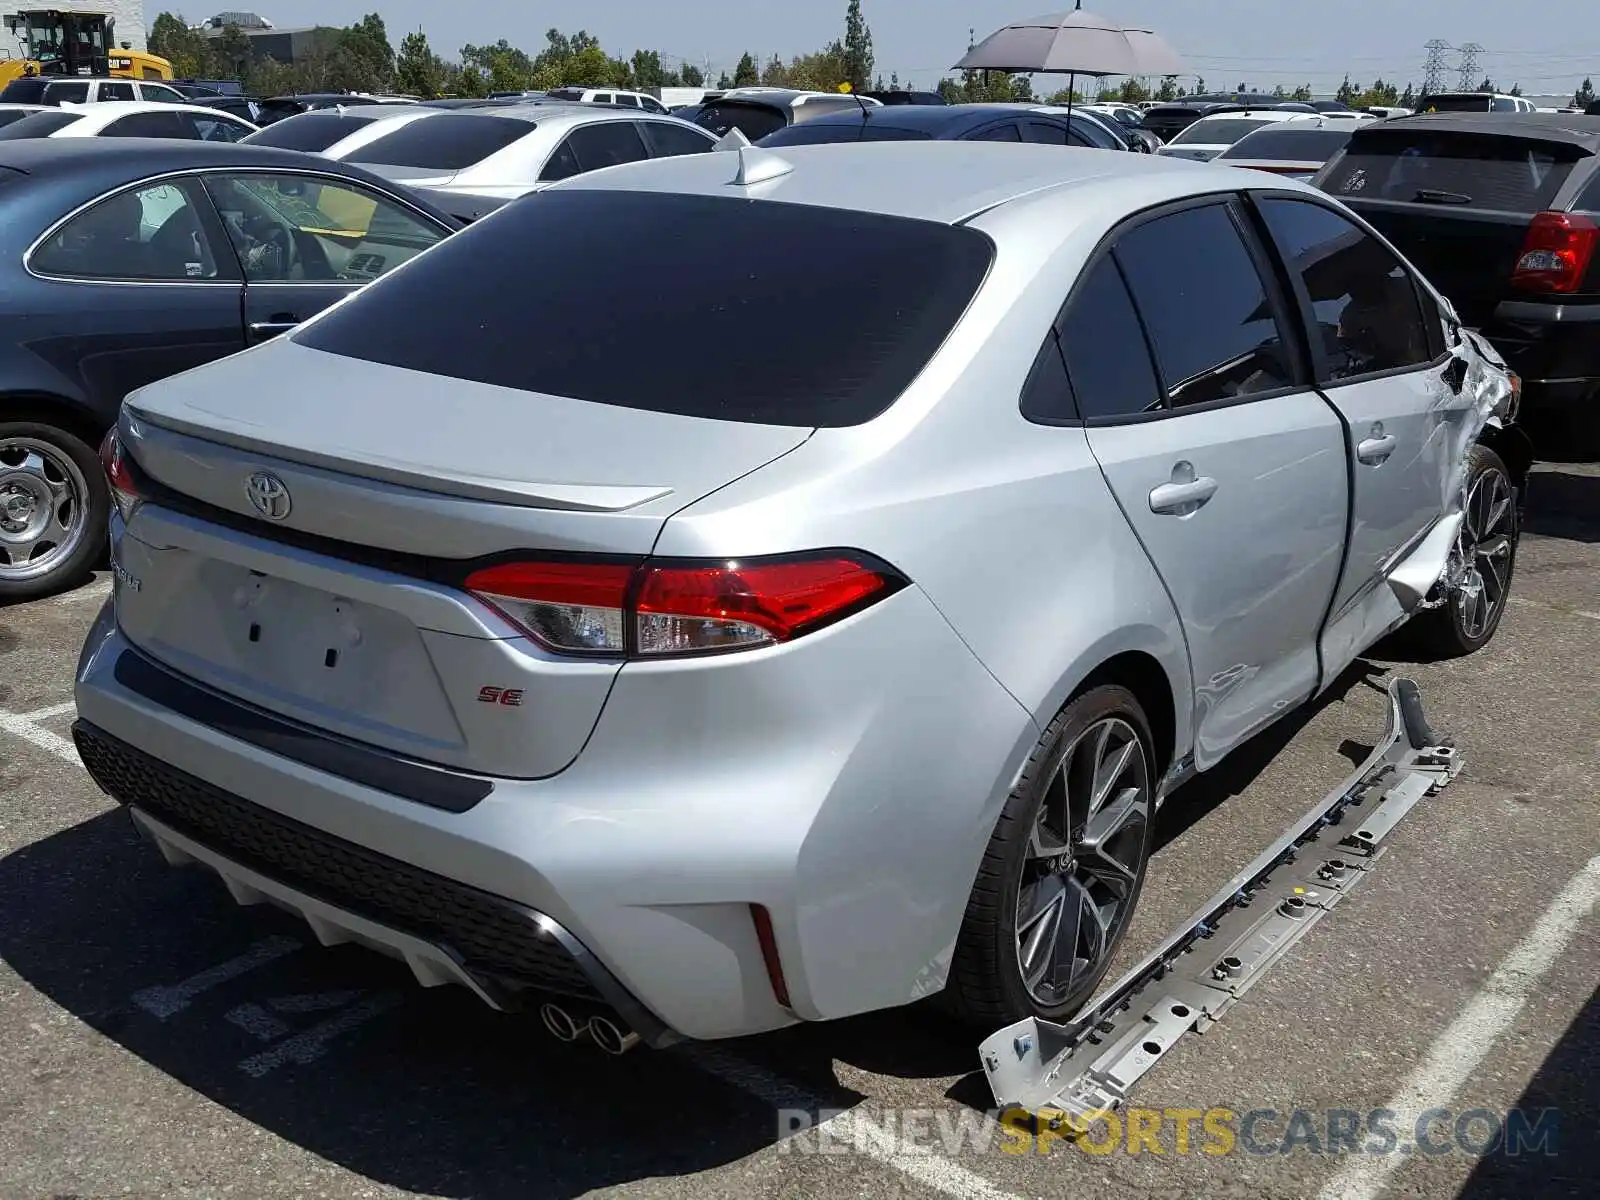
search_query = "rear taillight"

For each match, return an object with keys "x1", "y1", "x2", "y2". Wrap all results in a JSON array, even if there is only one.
[
  {"x1": 464, "y1": 551, "x2": 906, "y2": 660},
  {"x1": 1510, "y1": 212, "x2": 1598, "y2": 293},
  {"x1": 98, "y1": 428, "x2": 141, "y2": 521}
]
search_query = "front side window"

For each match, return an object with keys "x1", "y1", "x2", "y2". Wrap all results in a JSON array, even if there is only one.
[
  {"x1": 44, "y1": 81, "x2": 89, "y2": 104},
  {"x1": 204, "y1": 173, "x2": 446, "y2": 282},
  {"x1": 1258, "y1": 198, "x2": 1433, "y2": 381},
  {"x1": 639, "y1": 120, "x2": 715, "y2": 158},
  {"x1": 141, "y1": 83, "x2": 187, "y2": 104},
  {"x1": 31, "y1": 180, "x2": 223, "y2": 280},
  {"x1": 189, "y1": 114, "x2": 252, "y2": 142},
  {"x1": 1114, "y1": 203, "x2": 1295, "y2": 407}
]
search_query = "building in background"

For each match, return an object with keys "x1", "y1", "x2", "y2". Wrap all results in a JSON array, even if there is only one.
[{"x1": 194, "y1": 11, "x2": 334, "y2": 66}]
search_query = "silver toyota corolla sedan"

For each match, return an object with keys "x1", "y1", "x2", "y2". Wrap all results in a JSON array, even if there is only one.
[{"x1": 74, "y1": 141, "x2": 1526, "y2": 1050}]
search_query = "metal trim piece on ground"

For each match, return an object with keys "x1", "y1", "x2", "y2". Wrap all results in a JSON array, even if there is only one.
[{"x1": 978, "y1": 677, "x2": 1461, "y2": 1124}]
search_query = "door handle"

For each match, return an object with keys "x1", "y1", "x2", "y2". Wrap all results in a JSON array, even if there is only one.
[
  {"x1": 249, "y1": 319, "x2": 299, "y2": 338},
  {"x1": 1149, "y1": 476, "x2": 1218, "y2": 515},
  {"x1": 1357, "y1": 434, "x2": 1397, "y2": 465}
]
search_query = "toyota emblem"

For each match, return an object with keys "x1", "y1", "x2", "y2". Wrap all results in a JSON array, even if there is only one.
[{"x1": 245, "y1": 471, "x2": 292, "y2": 521}]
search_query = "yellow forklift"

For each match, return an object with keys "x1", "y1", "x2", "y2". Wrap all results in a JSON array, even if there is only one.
[{"x1": 1, "y1": 9, "x2": 173, "y2": 84}]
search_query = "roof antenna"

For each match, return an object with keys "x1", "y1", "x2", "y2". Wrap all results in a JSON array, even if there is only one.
[{"x1": 728, "y1": 143, "x2": 794, "y2": 186}]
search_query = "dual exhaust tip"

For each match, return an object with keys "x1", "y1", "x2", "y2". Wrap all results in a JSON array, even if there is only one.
[{"x1": 539, "y1": 1001, "x2": 641, "y2": 1055}]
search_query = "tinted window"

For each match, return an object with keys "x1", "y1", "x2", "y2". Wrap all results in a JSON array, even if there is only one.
[
  {"x1": 1258, "y1": 198, "x2": 1432, "y2": 381},
  {"x1": 1578, "y1": 169, "x2": 1600, "y2": 213},
  {"x1": 32, "y1": 180, "x2": 224, "y2": 280},
  {"x1": 1056, "y1": 255, "x2": 1163, "y2": 420},
  {"x1": 1018, "y1": 334, "x2": 1078, "y2": 423},
  {"x1": 45, "y1": 81, "x2": 89, "y2": 104},
  {"x1": 0, "y1": 79, "x2": 49, "y2": 103},
  {"x1": 1170, "y1": 118, "x2": 1277, "y2": 147},
  {"x1": 1115, "y1": 203, "x2": 1294, "y2": 407},
  {"x1": 142, "y1": 84, "x2": 188, "y2": 104},
  {"x1": 0, "y1": 110, "x2": 84, "y2": 138},
  {"x1": 1217, "y1": 127, "x2": 1352, "y2": 162},
  {"x1": 189, "y1": 114, "x2": 251, "y2": 142},
  {"x1": 1419, "y1": 95, "x2": 1491, "y2": 113},
  {"x1": 556, "y1": 121, "x2": 648, "y2": 176},
  {"x1": 354, "y1": 114, "x2": 529, "y2": 169},
  {"x1": 99, "y1": 82, "x2": 136, "y2": 101},
  {"x1": 1323, "y1": 129, "x2": 1579, "y2": 212},
  {"x1": 615, "y1": 94, "x2": 639, "y2": 107},
  {"x1": 1491, "y1": 97, "x2": 1519, "y2": 113},
  {"x1": 256, "y1": 99, "x2": 306, "y2": 123},
  {"x1": 759, "y1": 122, "x2": 858, "y2": 146},
  {"x1": 245, "y1": 112, "x2": 376, "y2": 151},
  {"x1": 205, "y1": 173, "x2": 446, "y2": 282},
  {"x1": 295, "y1": 189, "x2": 995, "y2": 427},
  {"x1": 102, "y1": 111, "x2": 192, "y2": 139},
  {"x1": 693, "y1": 102, "x2": 787, "y2": 141},
  {"x1": 639, "y1": 120, "x2": 715, "y2": 158},
  {"x1": 0, "y1": 109, "x2": 41, "y2": 130},
  {"x1": 972, "y1": 123, "x2": 1022, "y2": 141},
  {"x1": 1026, "y1": 121, "x2": 1069, "y2": 145}
]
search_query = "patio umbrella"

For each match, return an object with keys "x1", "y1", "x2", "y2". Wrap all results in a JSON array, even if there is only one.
[{"x1": 953, "y1": 5, "x2": 1185, "y2": 122}]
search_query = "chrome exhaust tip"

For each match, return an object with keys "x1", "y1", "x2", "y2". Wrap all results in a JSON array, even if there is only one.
[
  {"x1": 540, "y1": 1001, "x2": 585, "y2": 1042},
  {"x1": 588, "y1": 1013, "x2": 641, "y2": 1056}
]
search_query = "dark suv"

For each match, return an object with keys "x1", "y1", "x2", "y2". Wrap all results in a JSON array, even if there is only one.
[{"x1": 1317, "y1": 112, "x2": 1600, "y2": 448}]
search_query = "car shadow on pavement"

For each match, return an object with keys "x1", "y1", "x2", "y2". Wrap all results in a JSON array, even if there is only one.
[
  {"x1": 0, "y1": 809, "x2": 863, "y2": 1199},
  {"x1": 1524, "y1": 469, "x2": 1600, "y2": 545},
  {"x1": 1454, "y1": 983, "x2": 1598, "y2": 1200}
]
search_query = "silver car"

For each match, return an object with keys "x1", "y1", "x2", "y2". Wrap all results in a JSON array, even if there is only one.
[{"x1": 75, "y1": 141, "x2": 1527, "y2": 1049}]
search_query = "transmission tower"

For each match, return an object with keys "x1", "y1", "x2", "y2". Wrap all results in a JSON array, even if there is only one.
[
  {"x1": 1458, "y1": 43, "x2": 1483, "y2": 91},
  {"x1": 1422, "y1": 39, "x2": 1451, "y2": 96}
]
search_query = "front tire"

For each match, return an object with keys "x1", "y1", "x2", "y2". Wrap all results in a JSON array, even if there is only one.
[
  {"x1": 945, "y1": 685, "x2": 1156, "y2": 1027},
  {"x1": 1405, "y1": 444, "x2": 1518, "y2": 660},
  {"x1": 0, "y1": 421, "x2": 107, "y2": 603}
]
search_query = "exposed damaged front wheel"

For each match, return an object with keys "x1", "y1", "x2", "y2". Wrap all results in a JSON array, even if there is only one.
[{"x1": 1406, "y1": 444, "x2": 1519, "y2": 660}]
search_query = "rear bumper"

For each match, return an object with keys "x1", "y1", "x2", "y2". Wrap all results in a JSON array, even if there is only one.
[
  {"x1": 75, "y1": 579, "x2": 1036, "y2": 1040},
  {"x1": 1485, "y1": 300, "x2": 1600, "y2": 409}
]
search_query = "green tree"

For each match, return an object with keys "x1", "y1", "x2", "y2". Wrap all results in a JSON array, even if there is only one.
[
  {"x1": 1114, "y1": 77, "x2": 1150, "y2": 104},
  {"x1": 329, "y1": 14, "x2": 394, "y2": 91},
  {"x1": 1290, "y1": 83, "x2": 1313, "y2": 101},
  {"x1": 1193, "y1": 76, "x2": 1206, "y2": 93},
  {"x1": 1356, "y1": 77, "x2": 1399, "y2": 107},
  {"x1": 842, "y1": 0, "x2": 873, "y2": 92},
  {"x1": 394, "y1": 30, "x2": 445, "y2": 97},
  {"x1": 461, "y1": 39, "x2": 532, "y2": 91},
  {"x1": 1509, "y1": 82, "x2": 1522, "y2": 96},
  {"x1": 732, "y1": 51, "x2": 759, "y2": 86},
  {"x1": 631, "y1": 49, "x2": 665, "y2": 90},
  {"x1": 681, "y1": 62, "x2": 704, "y2": 87},
  {"x1": 1156, "y1": 75, "x2": 1179, "y2": 101},
  {"x1": 149, "y1": 12, "x2": 212, "y2": 77},
  {"x1": 211, "y1": 21, "x2": 252, "y2": 79},
  {"x1": 1400, "y1": 82, "x2": 1416, "y2": 107},
  {"x1": 1336, "y1": 74, "x2": 1359, "y2": 104},
  {"x1": 1478, "y1": 76, "x2": 1495, "y2": 92},
  {"x1": 1576, "y1": 77, "x2": 1595, "y2": 107}
]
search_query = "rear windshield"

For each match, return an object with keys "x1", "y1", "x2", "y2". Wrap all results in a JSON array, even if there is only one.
[
  {"x1": 758, "y1": 121, "x2": 933, "y2": 146},
  {"x1": 0, "y1": 110, "x2": 83, "y2": 139},
  {"x1": 352, "y1": 114, "x2": 529, "y2": 170},
  {"x1": 244, "y1": 112, "x2": 378, "y2": 151},
  {"x1": 1322, "y1": 129, "x2": 1583, "y2": 211},
  {"x1": 295, "y1": 189, "x2": 995, "y2": 427},
  {"x1": 1218, "y1": 127, "x2": 1353, "y2": 162},
  {"x1": 692, "y1": 101, "x2": 787, "y2": 141},
  {"x1": 1170, "y1": 118, "x2": 1278, "y2": 146},
  {"x1": 1419, "y1": 95, "x2": 1492, "y2": 113},
  {"x1": 0, "y1": 109, "x2": 41, "y2": 130}
]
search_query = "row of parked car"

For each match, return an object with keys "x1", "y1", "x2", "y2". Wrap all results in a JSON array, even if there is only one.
[{"x1": 1, "y1": 84, "x2": 1597, "y2": 602}]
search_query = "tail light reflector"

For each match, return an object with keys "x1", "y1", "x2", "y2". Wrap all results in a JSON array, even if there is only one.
[
  {"x1": 464, "y1": 551, "x2": 905, "y2": 659},
  {"x1": 1510, "y1": 212, "x2": 1597, "y2": 293},
  {"x1": 98, "y1": 429, "x2": 141, "y2": 521},
  {"x1": 749, "y1": 904, "x2": 792, "y2": 1009}
]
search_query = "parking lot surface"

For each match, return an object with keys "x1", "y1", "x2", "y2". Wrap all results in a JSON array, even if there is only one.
[{"x1": 1, "y1": 462, "x2": 1596, "y2": 1200}]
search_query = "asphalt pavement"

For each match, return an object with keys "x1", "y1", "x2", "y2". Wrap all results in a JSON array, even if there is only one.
[{"x1": 1, "y1": 462, "x2": 1596, "y2": 1200}]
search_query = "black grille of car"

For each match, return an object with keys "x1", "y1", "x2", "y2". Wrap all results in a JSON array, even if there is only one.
[{"x1": 73, "y1": 722, "x2": 598, "y2": 1000}]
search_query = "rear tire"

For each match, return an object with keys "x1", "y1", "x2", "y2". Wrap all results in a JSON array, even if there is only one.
[
  {"x1": 944, "y1": 685, "x2": 1156, "y2": 1028},
  {"x1": 1404, "y1": 444, "x2": 1518, "y2": 660},
  {"x1": 0, "y1": 421, "x2": 106, "y2": 603}
]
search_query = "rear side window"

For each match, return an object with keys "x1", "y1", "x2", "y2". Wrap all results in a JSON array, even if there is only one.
[
  {"x1": 246, "y1": 113, "x2": 377, "y2": 151},
  {"x1": 1259, "y1": 198, "x2": 1434, "y2": 380},
  {"x1": 1218, "y1": 127, "x2": 1352, "y2": 162},
  {"x1": 1114, "y1": 203, "x2": 1295, "y2": 407},
  {"x1": 44, "y1": 81, "x2": 90, "y2": 104},
  {"x1": 972, "y1": 123, "x2": 1022, "y2": 141},
  {"x1": 353, "y1": 114, "x2": 529, "y2": 169},
  {"x1": 295, "y1": 189, "x2": 995, "y2": 427},
  {"x1": 99, "y1": 82, "x2": 136, "y2": 102},
  {"x1": 1055, "y1": 255, "x2": 1163, "y2": 420},
  {"x1": 1322, "y1": 129, "x2": 1581, "y2": 212},
  {"x1": 0, "y1": 110, "x2": 84, "y2": 139},
  {"x1": 638, "y1": 120, "x2": 715, "y2": 157},
  {"x1": 102, "y1": 112, "x2": 193, "y2": 139},
  {"x1": 693, "y1": 102, "x2": 787, "y2": 141}
]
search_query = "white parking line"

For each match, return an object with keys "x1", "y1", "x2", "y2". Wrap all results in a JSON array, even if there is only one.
[
  {"x1": 1316, "y1": 853, "x2": 1600, "y2": 1200},
  {"x1": 1508, "y1": 596, "x2": 1600, "y2": 623},
  {"x1": 0, "y1": 707, "x2": 82, "y2": 765},
  {"x1": 18, "y1": 700, "x2": 78, "y2": 722},
  {"x1": 682, "y1": 1045, "x2": 1024, "y2": 1200}
]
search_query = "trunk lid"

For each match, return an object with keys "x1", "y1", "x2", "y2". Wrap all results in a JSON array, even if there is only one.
[
  {"x1": 115, "y1": 336, "x2": 811, "y2": 778},
  {"x1": 1319, "y1": 122, "x2": 1593, "y2": 326}
]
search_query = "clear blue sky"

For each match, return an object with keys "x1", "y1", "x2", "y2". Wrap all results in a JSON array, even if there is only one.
[{"x1": 181, "y1": 2, "x2": 1600, "y2": 96}]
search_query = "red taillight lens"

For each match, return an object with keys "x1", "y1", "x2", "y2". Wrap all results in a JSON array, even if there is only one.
[
  {"x1": 465, "y1": 552, "x2": 905, "y2": 659},
  {"x1": 464, "y1": 560, "x2": 633, "y2": 654},
  {"x1": 98, "y1": 428, "x2": 140, "y2": 520},
  {"x1": 1510, "y1": 212, "x2": 1598, "y2": 293}
]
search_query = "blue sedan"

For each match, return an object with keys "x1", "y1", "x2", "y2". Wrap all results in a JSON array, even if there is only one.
[{"x1": 0, "y1": 139, "x2": 461, "y2": 599}]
